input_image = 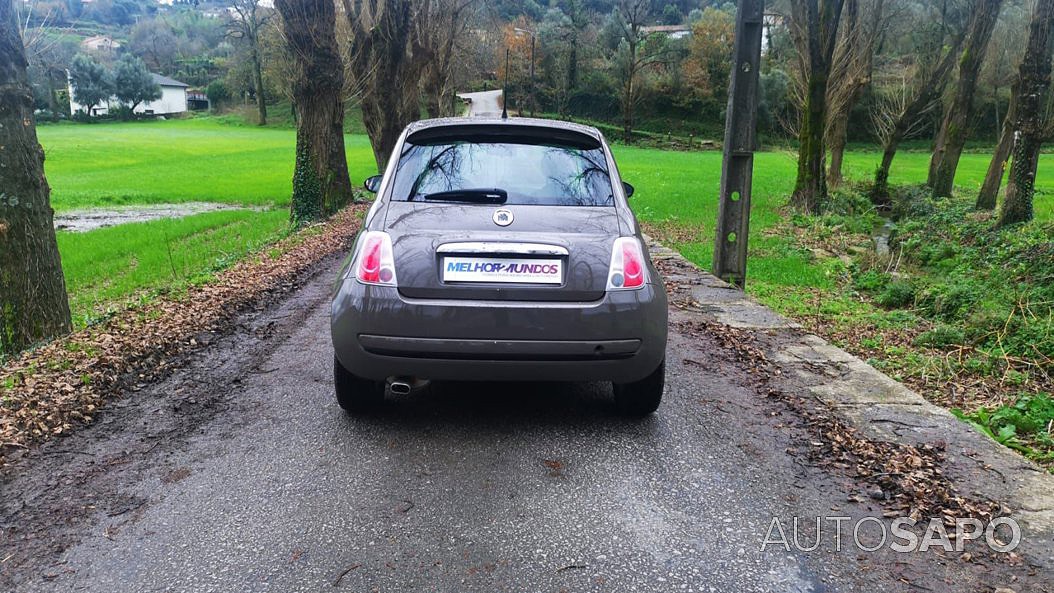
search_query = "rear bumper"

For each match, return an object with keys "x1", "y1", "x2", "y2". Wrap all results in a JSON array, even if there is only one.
[{"x1": 331, "y1": 281, "x2": 667, "y2": 383}]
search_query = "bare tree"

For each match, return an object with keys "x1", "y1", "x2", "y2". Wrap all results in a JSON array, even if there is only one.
[
  {"x1": 1, "y1": 0, "x2": 72, "y2": 355},
  {"x1": 927, "y1": 0, "x2": 1004, "y2": 197},
  {"x1": 825, "y1": 0, "x2": 889, "y2": 187},
  {"x1": 275, "y1": 0, "x2": 353, "y2": 223},
  {"x1": 17, "y1": 0, "x2": 75, "y2": 117},
  {"x1": 607, "y1": 0, "x2": 669, "y2": 142},
  {"x1": 421, "y1": 0, "x2": 478, "y2": 118},
  {"x1": 870, "y1": 21, "x2": 965, "y2": 204},
  {"x1": 998, "y1": 0, "x2": 1053, "y2": 226},
  {"x1": 343, "y1": 0, "x2": 433, "y2": 171},
  {"x1": 788, "y1": 0, "x2": 847, "y2": 214},
  {"x1": 226, "y1": 0, "x2": 273, "y2": 125}
]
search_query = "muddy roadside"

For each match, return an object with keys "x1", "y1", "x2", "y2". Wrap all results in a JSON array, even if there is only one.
[{"x1": 0, "y1": 251, "x2": 341, "y2": 587}]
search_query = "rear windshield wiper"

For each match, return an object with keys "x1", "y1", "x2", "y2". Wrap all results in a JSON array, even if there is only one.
[{"x1": 421, "y1": 188, "x2": 508, "y2": 204}]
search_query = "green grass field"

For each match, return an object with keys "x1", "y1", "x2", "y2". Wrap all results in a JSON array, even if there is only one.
[
  {"x1": 57, "y1": 209, "x2": 292, "y2": 326},
  {"x1": 35, "y1": 117, "x2": 1052, "y2": 326},
  {"x1": 613, "y1": 146, "x2": 1053, "y2": 285},
  {"x1": 38, "y1": 118, "x2": 378, "y2": 211}
]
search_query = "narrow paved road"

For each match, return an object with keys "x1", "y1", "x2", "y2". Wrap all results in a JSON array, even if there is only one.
[
  {"x1": 0, "y1": 256, "x2": 1040, "y2": 592},
  {"x1": 458, "y1": 90, "x2": 503, "y2": 117}
]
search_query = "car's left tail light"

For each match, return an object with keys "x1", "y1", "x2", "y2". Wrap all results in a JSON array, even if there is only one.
[
  {"x1": 354, "y1": 231, "x2": 398, "y2": 286},
  {"x1": 607, "y1": 237, "x2": 647, "y2": 290}
]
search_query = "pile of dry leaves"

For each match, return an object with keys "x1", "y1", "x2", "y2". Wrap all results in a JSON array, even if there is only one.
[
  {"x1": 676, "y1": 318, "x2": 1001, "y2": 523},
  {"x1": 0, "y1": 206, "x2": 366, "y2": 464}
]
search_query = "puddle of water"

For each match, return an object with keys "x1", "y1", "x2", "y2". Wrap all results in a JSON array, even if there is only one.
[{"x1": 54, "y1": 203, "x2": 249, "y2": 233}]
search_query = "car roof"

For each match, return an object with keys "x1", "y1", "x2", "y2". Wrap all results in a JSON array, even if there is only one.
[{"x1": 405, "y1": 117, "x2": 604, "y2": 142}]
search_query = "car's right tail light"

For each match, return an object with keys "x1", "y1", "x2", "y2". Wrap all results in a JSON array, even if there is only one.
[
  {"x1": 354, "y1": 231, "x2": 398, "y2": 287},
  {"x1": 607, "y1": 237, "x2": 647, "y2": 290}
]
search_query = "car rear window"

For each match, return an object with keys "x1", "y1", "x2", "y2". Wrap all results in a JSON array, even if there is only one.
[{"x1": 390, "y1": 138, "x2": 615, "y2": 206}]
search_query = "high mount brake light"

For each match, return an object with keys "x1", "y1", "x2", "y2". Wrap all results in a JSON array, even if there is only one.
[
  {"x1": 355, "y1": 231, "x2": 398, "y2": 286},
  {"x1": 607, "y1": 237, "x2": 647, "y2": 290}
]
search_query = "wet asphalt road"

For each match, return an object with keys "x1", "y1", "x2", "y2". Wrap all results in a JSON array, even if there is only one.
[
  {"x1": 2, "y1": 261, "x2": 1003, "y2": 592},
  {"x1": 458, "y1": 90, "x2": 504, "y2": 117}
]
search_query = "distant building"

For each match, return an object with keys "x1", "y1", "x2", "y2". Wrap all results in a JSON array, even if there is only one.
[
  {"x1": 641, "y1": 25, "x2": 692, "y2": 40},
  {"x1": 68, "y1": 73, "x2": 191, "y2": 116},
  {"x1": 80, "y1": 35, "x2": 121, "y2": 53}
]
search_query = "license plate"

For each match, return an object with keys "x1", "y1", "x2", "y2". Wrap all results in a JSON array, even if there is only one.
[{"x1": 442, "y1": 256, "x2": 563, "y2": 284}]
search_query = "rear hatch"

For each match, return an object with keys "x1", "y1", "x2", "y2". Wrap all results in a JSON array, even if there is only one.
[{"x1": 385, "y1": 201, "x2": 619, "y2": 302}]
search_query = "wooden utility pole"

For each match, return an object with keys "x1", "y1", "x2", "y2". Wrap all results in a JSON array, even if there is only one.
[{"x1": 712, "y1": 0, "x2": 764, "y2": 288}]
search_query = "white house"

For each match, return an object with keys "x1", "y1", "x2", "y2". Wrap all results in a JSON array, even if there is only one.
[
  {"x1": 641, "y1": 25, "x2": 692, "y2": 40},
  {"x1": 68, "y1": 73, "x2": 190, "y2": 117},
  {"x1": 80, "y1": 35, "x2": 120, "y2": 53}
]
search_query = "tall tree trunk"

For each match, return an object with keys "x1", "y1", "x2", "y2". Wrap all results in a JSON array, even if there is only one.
[
  {"x1": 827, "y1": 115, "x2": 850, "y2": 187},
  {"x1": 276, "y1": 0, "x2": 353, "y2": 223},
  {"x1": 251, "y1": 42, "x2": 268, "y2": 126},
  {"x1": 0, "y1": 2, "x2": 72, "y2": 355},
  {"x1": 871, "y1": 132, "x2": 901, "y2": 207},
  {"x1": 827, "y1": 0, "x2": 883, "y2": 187},
  {"x1": 976, "y1": 82, "x2": 1018, "y2": 210},
  {"x1": 622, "y1": 72, "x2": 635, "y2": 142},
  {"x1": 790, "y1": 0, "x2": 846, "y2": 214},
  {"x1": 248, "y1": 37, "x2": 267, "y2": 126},
  {"x1": 794, "y1": 66, "x2": 830, "y2": 213},
  {"x1": 345, "y1": 0, "x2": 432, "y2": 172},
  {"x1": 928, "y1": 0, "x2": 1004, "y2": 197},
  {"x1": 998, "y1": 0, "x2": 1054, "y2": 227}
]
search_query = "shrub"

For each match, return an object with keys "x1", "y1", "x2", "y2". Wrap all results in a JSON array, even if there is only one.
[
  {"x1": 876, "y1": 280, "x2": 915, "y2": 308},
  {"x1": 853, "y1": 268, "x2": 888, "y2": 292},
  {"x1": 913, "y1": 324, "x2": 966, "y2": 348}
]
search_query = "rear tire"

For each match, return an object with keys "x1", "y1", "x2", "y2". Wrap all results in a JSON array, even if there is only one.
[
  {"x1": 613, "y1": 360, "x2": 665, "y2": 417},
  {"x1": 334, "y1": 355, "x2": 384, "y2": 413}
]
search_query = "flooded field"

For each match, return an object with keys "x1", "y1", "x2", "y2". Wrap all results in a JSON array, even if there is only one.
[{"x1": 54, "y1": 203, "x2": 248, "y2": 232}]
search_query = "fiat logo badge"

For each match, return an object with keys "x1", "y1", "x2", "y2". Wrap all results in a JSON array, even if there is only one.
[{"x1": 493, "y1": 209, "x2": 514, "y2": 227}]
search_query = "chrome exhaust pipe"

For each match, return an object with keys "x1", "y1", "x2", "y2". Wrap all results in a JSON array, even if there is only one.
[{"x1": 389, "y1": 380, "x2": 412, "y2": 395}]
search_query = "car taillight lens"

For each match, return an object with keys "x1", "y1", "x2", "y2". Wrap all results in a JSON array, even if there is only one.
[
  {"x1": 354, "y1": 231, "x2": 397, "y2": 286},
  {"x1": 607, "y1": 237, "x2": 647, "y2": 290}
]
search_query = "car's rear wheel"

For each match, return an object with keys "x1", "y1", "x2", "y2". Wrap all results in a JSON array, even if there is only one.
[
  {"x1": 613, "y1": 360, "x2": 665, "y2": 416},
  {"x1": 334, "y1": 355, "x2": 384, "y2": 413}
]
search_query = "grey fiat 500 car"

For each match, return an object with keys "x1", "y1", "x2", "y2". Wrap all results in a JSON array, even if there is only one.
[{"x1": 330, "y1": 117, "x2": 668, "y2": 415}]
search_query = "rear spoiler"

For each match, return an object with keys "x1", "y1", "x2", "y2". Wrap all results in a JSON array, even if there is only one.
[{"x1": 407, "y1": 124, "x2": 602, "y2": 151}]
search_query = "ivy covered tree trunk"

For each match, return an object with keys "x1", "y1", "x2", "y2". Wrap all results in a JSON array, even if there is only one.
[
  {"x1": 998, "y1": 0, "x2": 1054, "y2": 227},
  {"x1": 793, "y1": 70, "x2": 829, "y2": 213},
  {"x1": 976, "y1": 82, "x2": 1018, "y2": 210},
  {"x1": 789, "y1": 0, "x2": 846, "y2": 214},
  {"x1": 0, "y1": 2, "x2": 72, "y2": 355},
  {"x1": 276, "y1": 0, "x2": 353, "y2": 223},
  {"x1": 928, "y1": 0, "x2": 1003, "y2": 198}
]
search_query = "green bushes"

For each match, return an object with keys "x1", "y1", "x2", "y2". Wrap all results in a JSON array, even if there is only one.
[
  {"x1": 854, "y1": 191, "x2": 1054, "y2": 362},
  {"x1": 876, "y1": 280, "x2": 916, "y2": 308},
  {"x1": 954, "y1": 393, "x2": 1054, "y2": 463}
]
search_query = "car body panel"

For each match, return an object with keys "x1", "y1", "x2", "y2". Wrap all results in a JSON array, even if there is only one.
[
  {"x1": 384, "y1": 201, "x2": 620, "y2": 302},
  {"x1": 331, "y1": 117, "x2": 668, "y2": 384}
]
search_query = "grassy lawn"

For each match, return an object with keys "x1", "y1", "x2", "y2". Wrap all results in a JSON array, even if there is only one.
[
  {"x1": 58, "y1": 209, "x2": 292, "y2": 326},
  {"x1": 37, "y1": 118, "x2": 381, "y2": 327},
  {"x1": 38, "y1": 118, "x2": 379, "y2": 211},
  {"x1": 615, "y1": 146, "x2": 1053, "y2": 279}
]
